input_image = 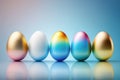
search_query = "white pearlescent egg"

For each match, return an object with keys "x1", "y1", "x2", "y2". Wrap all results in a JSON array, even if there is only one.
[{"x1": 29, "y1": 31, "x2": 49, "y2": 61}]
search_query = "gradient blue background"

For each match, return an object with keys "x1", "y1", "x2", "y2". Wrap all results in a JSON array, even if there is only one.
[{"x1": 0, "y1": 0, "x2": 120, "y2": 61}]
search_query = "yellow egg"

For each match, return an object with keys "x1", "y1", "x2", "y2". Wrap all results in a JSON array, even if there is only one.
[
  {"x1": 92, "y1": 31, "x2": 114, "y2": 61},
  {"x1": 50, "y1": 31, "x2": 70, "y2": 61},
  {"x1": 7, "y1": 31, "x2": 28, "y2": 61}
]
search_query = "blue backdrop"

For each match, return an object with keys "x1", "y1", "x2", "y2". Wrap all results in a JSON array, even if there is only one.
[{"x1": 0, "y1": 0, "x2": 120, "y2": 61}]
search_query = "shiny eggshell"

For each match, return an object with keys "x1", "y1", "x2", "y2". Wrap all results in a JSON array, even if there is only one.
[
  {"x1": 92, "y1": 31, "x2": 114, "y2": 61},
  {"x1": 71, "y1": 31, "x2": 91, "y2": 61},
  {"x1": 29, "y1": 31, "x2": 49, "y2": 61},
  {"x1": 7, "y1": 31, "x2": 28, "y2": 61},
  {"x1": 50, "y1": 31, "x2": 70, "y2": 61}
]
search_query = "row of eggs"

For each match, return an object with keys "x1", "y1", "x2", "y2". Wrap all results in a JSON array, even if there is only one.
[{"x1": 6, "y1": 31, "x2": 114, "y2": 61}]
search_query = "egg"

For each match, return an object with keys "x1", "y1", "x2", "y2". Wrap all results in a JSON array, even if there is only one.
[
  {"x1": 50, "y1": 31, "x2": 70, "y2": 61},
  {"x1": 29, "y1": 31, "x2": 49, "y2": 61},
  {"x1": 92, "y1": 31, "x2": 114, "y2": 61},
  {"x1": 6, "y1": 31, "x2": 28, "y2": 61},
  {"x1": 71, "y1": 31, "x2": 91, "y2": 61}
]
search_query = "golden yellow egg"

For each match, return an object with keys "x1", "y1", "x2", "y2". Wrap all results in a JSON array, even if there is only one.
[
  {"x1": 92, "y1": 31, "x2": 114, "y2": 61},
  {"x1": 7, "y1": 31, "x2": 28, "y2": 61}
]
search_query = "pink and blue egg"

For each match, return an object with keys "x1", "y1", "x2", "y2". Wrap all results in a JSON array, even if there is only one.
[{"x1": 71, "y1": 31, "x2": 91, "y2": 61}]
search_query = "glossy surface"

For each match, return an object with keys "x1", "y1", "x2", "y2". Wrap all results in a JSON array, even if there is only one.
[
  {"x1": 71, "y1": 62, "x2": 91, "y2": 79},
  {"x1": 6, "y1": 32, "x2": 28, "y2": 61},
  {"x1": 50, "y1": 31, "x2": 70, "y2": 61},
  {"x1": 7, "y1": 62, "x2": 28, "y2": 80},
  {"x1": 51, "y1": 62, "x2": 69, "y2": 80},
  {"x1": 0, "y1": 61, "x2": 119, "y2": 80},
  {"x1": 29, "y1": 62, "x2": 49, "y2": 79},
  {"x1": 92, "y1": 31, "x2": 114, "y2": 61},
  {"x1": 71, "y1": 32, "x2": 91, "y2": 61},
  {"x1": 29, "y1": 31, "x2": 49, "y2": 61},
  {"x1": 93, "y1": 62, "x2": 114, "y2": 80}
]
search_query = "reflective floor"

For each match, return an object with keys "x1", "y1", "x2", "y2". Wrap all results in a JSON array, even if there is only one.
[{"x1": 0, "y1": 61, "x2": 120, "y2": 80}]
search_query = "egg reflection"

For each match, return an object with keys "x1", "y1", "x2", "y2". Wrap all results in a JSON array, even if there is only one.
[
  {"x1": 50, "y1": 31, "x2": 70, "y2": 61},
  {"x1": 71, "y1": 62, "x2": 91, "y2": 80},
  {"x1": 50, "y1": 62, "x2": 70, "y2": 80},
  {"x1": 7, "y1": 31, "x2": 28, "y2": 61},
  {"x1": 29, "y1": 62, "x2": 49, "y2": 80},
  {"x1": 92, "y1": 31, "x2": 114, "y2": 61},
  {"x1": 93, "y1": 62, "x2": 114, "y2": 80},
  {"x1": 6, "y1": 62, "x2": 28, "y2": 80}
]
